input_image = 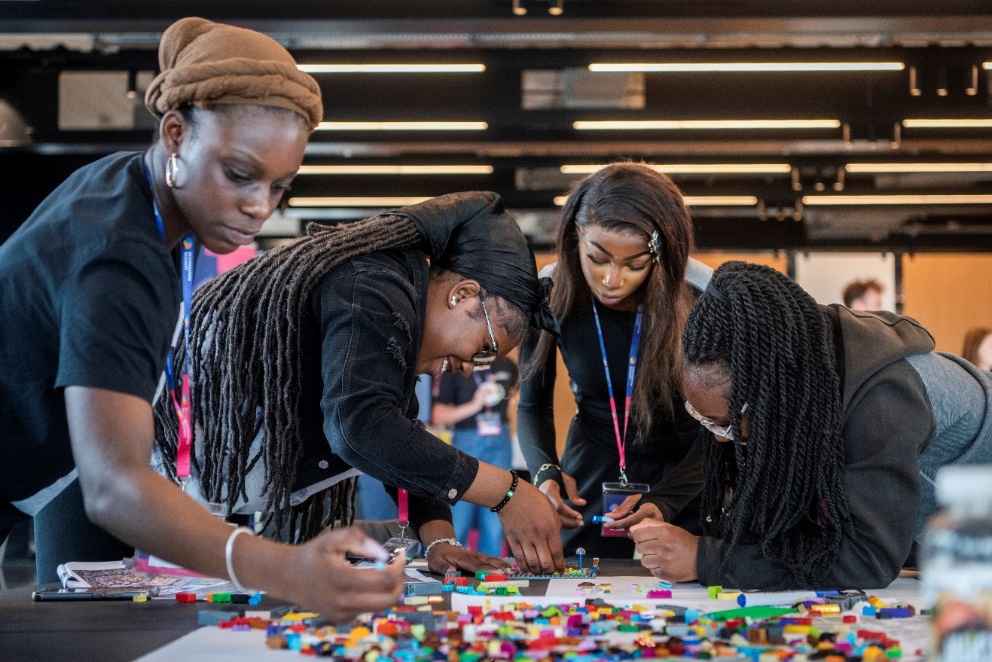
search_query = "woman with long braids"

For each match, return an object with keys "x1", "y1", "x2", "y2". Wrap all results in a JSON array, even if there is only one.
[
  {"x1": 155, "y1": 190, "x2": 566, "y2": 576},
  {"x1": 0, "y1": 17, "x2": 409, "y2": 621},
  {"x1": 632, "y1": 261, "x2": 992, "y2": 589},
  {"x1": 518, "y1": 163, "x2": 710, "y2": 557}
]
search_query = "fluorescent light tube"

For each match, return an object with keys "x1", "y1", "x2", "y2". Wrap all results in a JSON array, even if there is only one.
[
  {"x1": 298, "y1": 64, "x2": 485, "y2": 73},
  {"x1": 297, "y1": 165, "x2": 493, "y2": 175},
  {"x1": 589, "y1": 62, "x2": 904, "y2": 73},
  {"x1": 316, "y1": 121, "x2": 488, "y2": 131},
  {"x1": 561, "y1": 163, "x2": 792, "y2": 175},
  {"x1": 573, "y1": 119, "x2": 840, "y2": 130}
]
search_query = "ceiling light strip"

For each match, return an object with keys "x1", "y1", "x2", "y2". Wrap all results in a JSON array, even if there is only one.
[
  {"x1": 589, "y1": 62, "x2": 904, "y2": 73},
  {"x1": 803, "y1": 194, "x2": 992, "y2": 205},
  {"x1": 288, "y1": 196, "x2": 432, "y2": 207},
  {"x1": 316, "y1": 121, "x2": 488, "y2": 131},
  {"x1": 554, "y1": 195, "x2": 757, "y2": 206},
  {"x1": 561, "y1": 163, "x2": 792, "y2": 175},
  {"x1": 845, "y1": 163, "x2": 992, "y2": 173},
  {"x1": 903, "y1": 119, "x2": 992, "y2": 128},
  {"x1": 297, "y1": 165, "x2": 493, "y2": 175},
  {"x1": 573, "y1": 119, "x2": 840, "y2": 130},
  {"x1": 298, "y1": 64, "x2": 485, "y2": 73}
]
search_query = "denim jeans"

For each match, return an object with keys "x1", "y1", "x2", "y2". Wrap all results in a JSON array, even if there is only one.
[{"x1": 450, "y1": 426, "x2": 512, "y2": 557}]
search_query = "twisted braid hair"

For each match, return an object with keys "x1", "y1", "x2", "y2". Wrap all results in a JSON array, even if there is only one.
[
  {"x1": 683, "y1": 261, "x2": 852, "y2": 588},
  {"x1": 155, "y1": 213, "x2": 421, "y2": 542}
]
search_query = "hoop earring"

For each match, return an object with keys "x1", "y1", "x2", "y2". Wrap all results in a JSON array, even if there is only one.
[{"x1": 165, "y1": 152, "x2": 182, "y2": 189}]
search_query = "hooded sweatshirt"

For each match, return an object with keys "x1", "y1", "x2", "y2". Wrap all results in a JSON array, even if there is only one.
[{"x1": 696, "y1": 304, "x2": 992, "y2": 589}]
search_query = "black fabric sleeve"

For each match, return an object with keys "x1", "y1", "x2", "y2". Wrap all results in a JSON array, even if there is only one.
[
  {"x1": 516, "y1": 327, "x2": 563, "y2": 486},
  {"x1": 640, "y1": 403, "x2": 707, "y2": 522},
  {"x1": 316, "y1": 263, "x2": 479, "y2": 505},
  {"x1": 696, "y1": 362, "x2": 931, "y2": 590},
  {"x1": 56, "y1": 239, "x2": 178, "y2": 402}
]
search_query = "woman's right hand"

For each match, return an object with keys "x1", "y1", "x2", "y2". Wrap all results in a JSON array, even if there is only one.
[
  {"x1": 276, "y1": 527, "x2": 405, "y2": 623},
  {"x1": 538, "y1": 470, "x2": 586, "y2": 529}
]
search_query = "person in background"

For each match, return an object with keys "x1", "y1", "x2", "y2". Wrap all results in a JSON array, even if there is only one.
[
  {"x1": 432, "y1": 356, "x2": 519, "y2": 558},
  {"x1": 842, "y1": 278, "x2": 884, "y2": 311},
  {"x1": 0, "y1": 17, "x2": 406, "y2": 621},
  {"x1": 632, "y1": 261, "x2": 992, "y2": 589},
  {"x1": 518, "y1": 163, "x2": 707, "y2": 558},
  {"x1": 962, "y1": 327, "x2": 992, "y2": 372},
  {"x1": 155, "y1": 191, "x2": 566, "y2": 575}
]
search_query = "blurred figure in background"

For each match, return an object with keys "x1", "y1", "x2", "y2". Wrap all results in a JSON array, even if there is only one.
[
  {"x1": 843, "y1": 278, "x2": 884, "y2": 311},
  {"x1": 432, "y1": 357, "x2": 518, "y2": 557},
  {"x1": 963, "y1": 327, "x2": 992, "y2": 372}
]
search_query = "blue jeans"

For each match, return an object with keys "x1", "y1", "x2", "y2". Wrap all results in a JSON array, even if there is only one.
[{"x1": 450, "y1": 427, "x2": 512, "y2": 557}]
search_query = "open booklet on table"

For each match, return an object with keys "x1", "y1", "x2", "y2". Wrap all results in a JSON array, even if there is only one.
[{"x1": 56, "y1": 555, "x2": 236, "y2": 597}]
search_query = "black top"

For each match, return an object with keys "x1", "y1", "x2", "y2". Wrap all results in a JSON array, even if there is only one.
[
  {"x1": 289, "y1": 249, "x2": 484, "y2": 529},
  {"x1": 434, "y1": 357, "x2": 518, "y2": 430},
  {"x1": 0, "y1": 153, "x2": 180, "y2": 529},
  {"x1": 518, "y1": 295, "x2": 706, "y2": 556}
]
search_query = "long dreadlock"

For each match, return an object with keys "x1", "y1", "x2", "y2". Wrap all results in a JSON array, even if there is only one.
[
  {"x1": 682, "y1": 261, "x2": 852, "y2": 588},
  {"x1": 155, "y1": 213, "x2": 422, "y2": 542}
]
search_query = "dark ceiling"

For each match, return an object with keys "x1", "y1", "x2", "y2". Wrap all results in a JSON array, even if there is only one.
[{"x1": 3, "y1": 1, "x2": 992, "y2": 250}]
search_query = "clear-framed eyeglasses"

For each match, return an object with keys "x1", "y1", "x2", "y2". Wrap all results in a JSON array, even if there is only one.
[
  {"x1": 684, "y1": 400, "x2": 749, "y2": 440},
  {"x1": 472, "y1": 294, "x2": 498, "y2": 371}
]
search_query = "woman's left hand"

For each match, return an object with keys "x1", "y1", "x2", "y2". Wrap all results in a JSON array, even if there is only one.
[
  {"x1": 629, "y1": 520, "x2": 699, "y2": 582},
  {"x1": 426, "y1": 542, "x2": 511, "y2": 574},
  {"x1": 603, "y1": 495, "x2": 664, "y2": 532}
]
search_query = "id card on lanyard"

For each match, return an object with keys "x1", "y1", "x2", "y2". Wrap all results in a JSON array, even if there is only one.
[
  {"x1": 391, "y1": 488, "x2": 424, "y2": 558},
  {"x1": 144, "y1": 163, "x2": 196, "y2": 489},
  {"x1": 591, "y1": 297, "x2": 647, "y2": 536}
]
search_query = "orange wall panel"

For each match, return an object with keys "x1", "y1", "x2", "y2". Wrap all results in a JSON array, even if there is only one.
[{"x1": 902, "y1": 253, "x2": 992, "y2": 355}]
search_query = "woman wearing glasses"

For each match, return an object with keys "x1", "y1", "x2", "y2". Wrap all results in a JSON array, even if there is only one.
[
  {"x1": 632, "y1": 261, "x2": 992, "y2": 589},
  {"x1": 155, "y1": 191, "x2": 567, "y2": 575},
  {"x1": 518, "y1": 163, "x2": 709, "y2": 558}
]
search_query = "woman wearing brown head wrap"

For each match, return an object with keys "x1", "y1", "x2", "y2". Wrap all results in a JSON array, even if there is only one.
[{"x1": 0, "y1": 18, "x2": 408, "y2": 621}]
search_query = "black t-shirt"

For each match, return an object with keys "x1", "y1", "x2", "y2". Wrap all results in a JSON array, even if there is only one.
[
  {"x1": 434, "y1": 357, "x2": 519, "y2": 430},
  {"x1": 0, "y1": 152, "x2": 180, "y2": 514}
]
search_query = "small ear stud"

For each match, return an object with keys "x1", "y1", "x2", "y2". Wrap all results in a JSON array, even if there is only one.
[{"x1": 450, "y1": 296, "x2": 458, "y2": 308}]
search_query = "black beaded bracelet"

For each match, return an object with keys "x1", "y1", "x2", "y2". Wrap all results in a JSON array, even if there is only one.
[{"x1": 490, "y1": 469, "x2": 519, "y2": 513}]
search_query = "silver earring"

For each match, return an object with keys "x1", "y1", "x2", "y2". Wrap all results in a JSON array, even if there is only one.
[
  {"x1": 450, "y1": 296, "x2": 458, "y2": 308},
  {"x1": 165, "y1": 152, "x2": 181, "y2": 189}
]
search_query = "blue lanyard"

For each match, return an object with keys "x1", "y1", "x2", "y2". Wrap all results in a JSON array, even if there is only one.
[
  {"x1": 591, "y1": 297, "x2": 643, "y2": 486},
  {"x1": 144, "y1": 161, "x2": 196, "y2": 485}
]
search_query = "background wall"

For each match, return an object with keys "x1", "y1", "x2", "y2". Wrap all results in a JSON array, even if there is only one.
[{"x1": 903, "y1": 253, "x2": 992, "y2": 355}]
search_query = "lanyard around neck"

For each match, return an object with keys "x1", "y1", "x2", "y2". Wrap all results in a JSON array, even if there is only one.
[
  {"x1": 144, "y1": 162, "x2": 196, "y2": 487},
  {"x1": 591, "y1": 296, "x2": 643, "y2": 486}
]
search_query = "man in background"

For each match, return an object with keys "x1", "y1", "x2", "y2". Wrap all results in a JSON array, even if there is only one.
[{"x1": 843, "y1": 278, "x2": 884, "y2": 311}]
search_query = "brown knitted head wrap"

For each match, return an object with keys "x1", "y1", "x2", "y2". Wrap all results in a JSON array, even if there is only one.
[{"x1": 145, "y1": 17, "x2": 323, "y2": 131}]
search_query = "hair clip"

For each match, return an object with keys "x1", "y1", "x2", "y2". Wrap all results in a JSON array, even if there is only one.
[{"x1": 647, "y1": 230, "x2": 661, "y2": 264}]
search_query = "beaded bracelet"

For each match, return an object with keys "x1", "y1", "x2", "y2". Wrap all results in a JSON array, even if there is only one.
[
  {"x1": 532, "y1": 463, "x2": 562, "y2": 486},
  {"x1": 424, "y1": 537, "x2": 463, "y2": 560},
  {"x1": 490, "y1": 469, "x2": 519, "y2": 513}
]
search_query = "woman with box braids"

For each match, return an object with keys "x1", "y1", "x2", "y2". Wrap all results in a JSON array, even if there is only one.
[
  {"x1": 681, "y1": 261, "x2": 850, "y2": 587},
  {"x1": 633, "y1": 259, "x2": 992, "y2": 590}
]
